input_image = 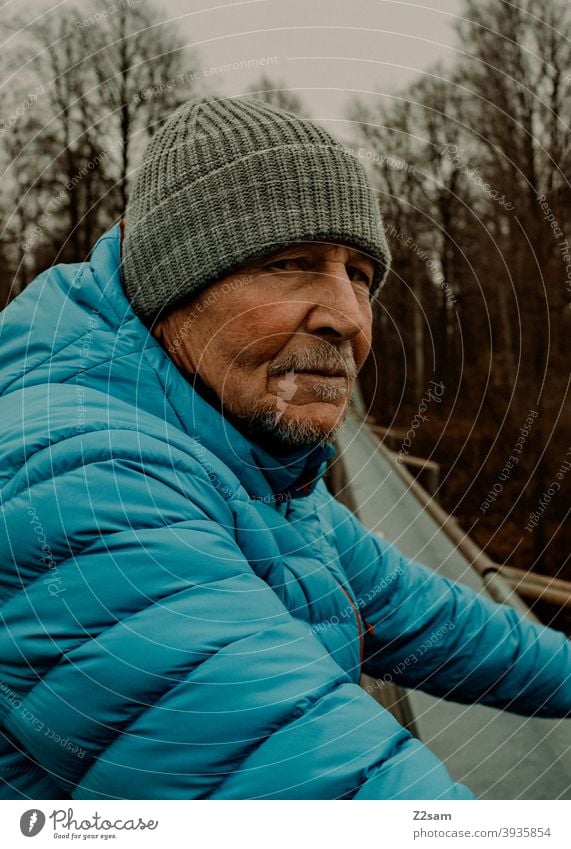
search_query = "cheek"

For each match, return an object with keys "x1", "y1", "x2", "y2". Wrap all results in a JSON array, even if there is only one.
[
  {"x1": 353, "y1": 317, "x2": 373, "y2": 367},
  {"x1": 221, "y1": 304, "x2": 301, "y2": 364}
]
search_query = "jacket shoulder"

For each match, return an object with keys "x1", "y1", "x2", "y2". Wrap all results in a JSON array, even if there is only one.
[{"x1": 0, "y1": 382, "x2": 241, "y2": 506}]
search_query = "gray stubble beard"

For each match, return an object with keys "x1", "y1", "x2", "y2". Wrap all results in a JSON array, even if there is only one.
[
  {"x1": 230, "y1": 339, "x2": 357, "y2": 448},
  {"x1": 244, "y1": 395, "x2": 350, "y2": 448}
]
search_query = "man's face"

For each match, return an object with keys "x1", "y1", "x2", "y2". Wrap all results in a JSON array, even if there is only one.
[{"x1": 151, "y1": 241, "x2": 375, "y2": 449}]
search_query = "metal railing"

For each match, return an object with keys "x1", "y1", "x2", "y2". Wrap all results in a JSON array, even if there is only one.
[
  {"x1": 326, "y1": 408, "x2": 560, "y2": 733},
  {"x1": 497, "y1": 565, "x2": 571, "y2": 609},
  {"x1": 328, "y1": 400, "x2": 571, "y2": 797},
  {"x1": 366, "y1": 423, "x2": 571, "y2": 617},
  {"x1": 362, "y1": 426, "x2": 540, "y2": 622}
]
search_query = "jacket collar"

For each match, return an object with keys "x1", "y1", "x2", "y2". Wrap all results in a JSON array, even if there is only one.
[
  {"x1": 168, "y1": 370, "x2": 335, "y2": 503},
  {"x1": 90, "y1": 222, "x2": 335, "y2": 503}
]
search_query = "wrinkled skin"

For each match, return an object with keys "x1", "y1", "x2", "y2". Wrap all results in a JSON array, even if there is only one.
[{"x1": 133, "y1": 236, "x2": 375, "y2": 449}]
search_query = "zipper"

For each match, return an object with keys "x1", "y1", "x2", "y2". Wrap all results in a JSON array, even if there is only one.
[{"x1": 339, "y1": 584, "x2": 365, "y2": 666}]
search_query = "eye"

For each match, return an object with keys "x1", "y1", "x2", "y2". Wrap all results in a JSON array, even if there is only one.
[
  {"x1": 347, "y1": 265, "x2": 373, "y2": 288},
  {"x1": 264, "y1": 257, "x2": 310, "y2": 272}
]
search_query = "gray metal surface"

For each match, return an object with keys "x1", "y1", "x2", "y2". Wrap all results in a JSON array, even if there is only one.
[{"x1": 337, "y1": 414, "x2": 571, "y2": 799}]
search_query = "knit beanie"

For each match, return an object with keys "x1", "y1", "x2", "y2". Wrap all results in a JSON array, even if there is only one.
[{"x1": 121, "y1": 95, "x2": 391, "y2": 326}]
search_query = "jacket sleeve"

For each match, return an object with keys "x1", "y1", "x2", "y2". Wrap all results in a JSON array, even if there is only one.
[
  {"x1": 1, "y1": 427, "x2": 475, "y2": 800},
  {"x1": 328, "y1": 495, "x2": 571, "y2": 718}
]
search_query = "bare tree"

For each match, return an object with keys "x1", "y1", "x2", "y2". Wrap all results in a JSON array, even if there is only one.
[
  {"x1": 348, "y1": 73, "x2": 470, "y2": 409},
  {"x1": 0, "y1": 1, "x2": 202, "y2": 274},
  {"x1": 79, "y1": 0, "x2": 201, "y2": 216},
  {"x1": 457, "y1": 0, "x2": 571, "y2": 568},
  {"x1": 344, "y1": 1, "x2": 571, "y2": 587}
]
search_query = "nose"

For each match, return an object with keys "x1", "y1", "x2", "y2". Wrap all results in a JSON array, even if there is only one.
[{"x1": 303, "y1": 262, "x2": 370, "y2": 343}]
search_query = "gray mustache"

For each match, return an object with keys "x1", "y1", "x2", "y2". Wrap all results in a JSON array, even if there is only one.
[{"x1": 268, "y1": 344, "x2": 358, "y2": 380}]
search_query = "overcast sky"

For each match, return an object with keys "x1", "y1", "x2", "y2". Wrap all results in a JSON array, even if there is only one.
[
  {"x1": 13, "y1": 0, "x2": 464, "y2": 129},
  {"x1": 157, "y1": 0, "x2": 462, "y2": 122}
]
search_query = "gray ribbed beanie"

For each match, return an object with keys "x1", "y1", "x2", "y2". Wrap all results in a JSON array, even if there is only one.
[{"x1": 121, "y1": 95, "x2": 391, "y2": 326}]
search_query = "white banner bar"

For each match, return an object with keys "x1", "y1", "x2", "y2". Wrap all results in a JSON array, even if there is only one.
[{"x1": 1, "y1": 800, "x2": 570, "y2": 848}]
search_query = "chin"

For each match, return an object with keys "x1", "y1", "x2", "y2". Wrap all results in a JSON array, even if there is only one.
[
  {"x1": 275, "y1": 402, "x2": 348, "y2": 444},
  {"x1": 237, "y1": 395, "x2": 349, "y2": 449},
  {"x1": 285, "y1": 402, "x2": 345, "y2": 428}
]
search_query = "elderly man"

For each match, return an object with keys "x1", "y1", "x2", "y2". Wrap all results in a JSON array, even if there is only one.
[{"x1": 0, "y1": 96, "x2": 569, "y2": 801}]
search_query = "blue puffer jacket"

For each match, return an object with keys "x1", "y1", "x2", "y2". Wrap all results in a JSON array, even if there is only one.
[{"x1": 1, "y1": 223, "x2": 570, "y2": 800}]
